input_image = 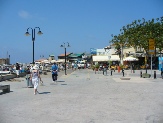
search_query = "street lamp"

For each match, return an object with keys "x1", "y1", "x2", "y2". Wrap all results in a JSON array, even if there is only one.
[
  {"x1": 25, "y1": 27, "x2": 43, "y2": 64},
  {"x1": 104, "y1": 46, "x2": 111, "y2": 70},
  {"x1": 60, "y1": 42, "x2": 70, "y2": 75}
]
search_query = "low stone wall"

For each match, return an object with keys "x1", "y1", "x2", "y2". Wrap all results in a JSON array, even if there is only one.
[{"x1": 0, "y1": 73, "x2": 26, "y2": 82}]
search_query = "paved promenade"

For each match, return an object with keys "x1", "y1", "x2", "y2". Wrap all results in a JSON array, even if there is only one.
[{"x1": 0, "y1": 69, "x2": 163, "y2": 123}]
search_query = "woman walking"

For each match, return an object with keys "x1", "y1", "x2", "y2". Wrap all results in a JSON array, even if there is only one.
[{"x1": 30, "y1": 65, "x2": 41, "y2": 95}]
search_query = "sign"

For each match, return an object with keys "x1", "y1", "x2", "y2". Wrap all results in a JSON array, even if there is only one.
[
  {"x1": 158, "y1": 57, "x2": 163, "y2": 71},
  {"x1": 90, "y1": 48, "x2": 97, "y2": 54},
  {"x1": 149, "y1": 39, "x2": 155, "y2": 54}
]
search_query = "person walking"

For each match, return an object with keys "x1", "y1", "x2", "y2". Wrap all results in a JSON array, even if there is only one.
[
  {"x1": 72, "y1": 62, "x2": 74, "y2": 70},
  {"x1": 74, "y1": 63, "x2": 77, "y2": 70},
  {"x1": 78, "y1": 63, "x2": 81, "y2": 70},
  {"x1": 132, "y1": 63, "x2": 135, "y2": 73},
  {"x1": 15, "y1": 62, "x2": 20, "y2": 78},
  {"x1": 51, "y1": 62, "x2": 58, "y2": 83},
  {"x1": 102, "y1": 64, "x2": 108, "y2": 75},
  {"x1": 30, "y1": 65, "x2": 41, "y2": 95},
  {"x1": 25, "y1": 66, "x2": 32, "y2": 88}
]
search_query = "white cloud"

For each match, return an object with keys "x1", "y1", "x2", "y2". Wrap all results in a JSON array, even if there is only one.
[
  {"x1": 18, "y1": 10, "x2": 31, "y2": 19},
  {"x1": 18, "y1": 10, "x2": 47, "y2": 21}
]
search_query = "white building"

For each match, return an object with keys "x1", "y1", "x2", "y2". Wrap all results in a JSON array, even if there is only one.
[{"x1": 92, "y1": 45, "x2": 120, "y2": 62}]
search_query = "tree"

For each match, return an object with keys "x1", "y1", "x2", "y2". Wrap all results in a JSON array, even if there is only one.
[{"x1": 110, "y1": 16, "x2": 163, "y2": 66}]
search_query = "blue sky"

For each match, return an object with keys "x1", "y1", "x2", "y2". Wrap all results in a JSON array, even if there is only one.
[{"x1": 0, "y1": 0, "x2": 163, "y2": 64}]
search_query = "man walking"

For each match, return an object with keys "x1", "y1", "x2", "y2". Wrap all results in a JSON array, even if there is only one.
[
  {"x1": 51, "y1": 62, "x2": 58, "y2": 83},
  {"x1": 15, "y1": 62, "x2": 20, "y2": 78}
]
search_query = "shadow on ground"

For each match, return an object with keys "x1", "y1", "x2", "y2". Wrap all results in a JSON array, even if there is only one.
[
  {"x1": 56, "y1": 81, "x2": 65, "y2": 82},
  {"x1": 38, "y1": 92, "x2": 51, "y2": 94},
  {"x1": 0, "y1": 91, "x2": 13, "y2": 95}
]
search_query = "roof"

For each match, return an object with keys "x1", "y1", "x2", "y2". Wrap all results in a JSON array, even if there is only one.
[
  {"x1": 35, "y1": 58, "x2": 47, "y2": 62},
  {"x1": 58, "y1": 53, "x2": 72, "y2": 57},
  {"x1": 49, "y1": 55, "x2": 55, "y2": 57},
  {"x1": 69, "y1": 53, "x2": 84, "y2": 57}
]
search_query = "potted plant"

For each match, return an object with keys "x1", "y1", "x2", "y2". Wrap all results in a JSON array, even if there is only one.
[
  {"x1": 119, "y1": 64, "x2": 124, "y2": 69},
  {"x1": 95, "y1": 63, "x2": 99, "y2": 71},
  {"x1": 108, "y1": 60, "x2": 112, "y2": 70},
  {"x1": 91, "y1": 65, "x2": 95, "y2": 71}
]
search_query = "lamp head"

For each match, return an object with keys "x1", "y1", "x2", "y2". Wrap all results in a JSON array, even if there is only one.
[
  {"x1": 37, "y1": 31, "x2": 43, "y2": 35},
  {"x1": 25, "y1": 32, "x2": 30, "y2": 36},
  {"x1": 67, "y1": 42, "x2": 70, "y2": 47},
  {"x1": 60, "y1": 45, "x2": 64, "y2": 47}
]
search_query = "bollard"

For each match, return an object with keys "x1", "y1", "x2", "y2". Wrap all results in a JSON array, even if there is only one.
[
  {"x1": 154, "y1": 71, "x2": 156, "y2": 79},
  {"x1": 103, "y1": 68, "x2": 105, "y2": 75},
  {"x1": 161, "y1": 68, "x2": 163, "y2": 79},
  {"x1": 122, "y1": 69, "x2": 124, "y2": 77},
  {"x1": 105, "y1": 69, "x2": 107, "y2": 75},
  {"x1": 118, "y1": 66, "x2": 120, "y2": 73},
  {"x1": 140, "y1": 70, "x2": 142, "y2": 78},
  {"x1": 111, "y1": 70, "x2": 112, "y2": 76}
]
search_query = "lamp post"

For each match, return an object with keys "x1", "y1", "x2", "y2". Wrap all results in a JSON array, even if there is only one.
[
  {"x1": 120, "y1": 44, "x2": 123, "y2": 65},
  {"x1": 9, "y1": 55, "x2": 10, "y2": 65},
  {"x1": 104, "y1": 46, "x2": 111, "y2": 70},
  {"x1": 60, "y1": 42, "x2": 70, "y2": 75},
  {"x1": 25, "y1": 27, "x2": 43, "y2": 65}
]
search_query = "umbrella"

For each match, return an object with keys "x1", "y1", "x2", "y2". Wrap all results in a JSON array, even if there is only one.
[{"x1": 123, "y1": 56, "x2": 138, "y2": 72}]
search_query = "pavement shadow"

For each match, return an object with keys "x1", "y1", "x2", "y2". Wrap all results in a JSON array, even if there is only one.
[
  {"x1": 50, "y1": 81, "x2": 65, "y2": 85},
  {"x1": 61, "y1": 84, "x2": 67, "y2": 85},
  {"x1": 56, "y1": 80, "x2": 65, "y2": 82},
  {"x1": 0, "y1": 91, "x2": 13, "y2": 95},
  {"x1": 38, "y1": 92, "x2": 51, "y2": 94}
]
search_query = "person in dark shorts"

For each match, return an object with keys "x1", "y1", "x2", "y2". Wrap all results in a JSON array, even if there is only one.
[
  {"x1": 51, "y1": 62, "x2": 58, "y2": 83},
  {"x1": 15, "y1": 62, "x2": 20, "y2": 78}
]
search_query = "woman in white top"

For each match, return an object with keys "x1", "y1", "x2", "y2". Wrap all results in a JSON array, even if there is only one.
[{"x1": 30, "y1": 65, "x2": 41, "y2": 95}]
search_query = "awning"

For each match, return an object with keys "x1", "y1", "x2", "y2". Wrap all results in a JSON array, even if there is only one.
[
  {"x1": 56, "y1": 59, "x2": 65, "y2": 63},
  {"x1": 92, "y1": 56, "x2": 109, "y2": 62},
  {"x1": 123, "y1": 56, "x2": 138, "y2": 61},
  {"x1": 110, "y1": 55, "x2": 120, "y2": 61},
  {"x1": 41, "y1": 60, "x2": 50, "y2": 63}
]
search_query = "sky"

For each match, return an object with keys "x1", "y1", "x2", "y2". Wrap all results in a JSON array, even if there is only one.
[{"x1": 0, "y1": 0, "x2": 163, "y2": 64}]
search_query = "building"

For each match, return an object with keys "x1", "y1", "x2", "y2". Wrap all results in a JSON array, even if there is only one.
[
  {"x1": 92, "y1": 45, "x2": 120, "y2": 63},
  {"x1": 58, "y1": 53, "x2": 73, "y2": 63},
  {"x1": 68, "y1": 53, "x2": 84, "y2": 62},
  {"x1": 0, "y1": 58, "x2": 10, "y2": 65}
]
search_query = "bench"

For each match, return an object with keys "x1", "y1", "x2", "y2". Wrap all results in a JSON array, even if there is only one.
[{"x1": 0, "y1": 85, "x2": 10, "y2": 93}]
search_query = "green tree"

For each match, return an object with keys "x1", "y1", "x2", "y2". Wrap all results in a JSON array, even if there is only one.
[{"x1": 110, "y1": 16, "x2": 163, "y2": 65}]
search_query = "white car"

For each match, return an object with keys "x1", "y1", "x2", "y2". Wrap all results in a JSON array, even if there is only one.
[
  {"x1": 0, "y1": 71, "x2": 11, "y2": 74},
  {"x1": 78, "y1": 62, "x2": 85, "y2": 69}
]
